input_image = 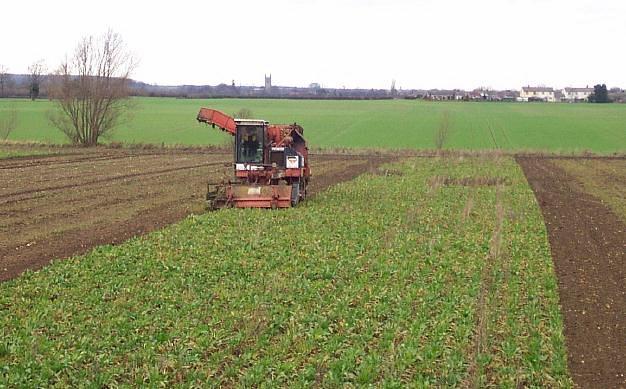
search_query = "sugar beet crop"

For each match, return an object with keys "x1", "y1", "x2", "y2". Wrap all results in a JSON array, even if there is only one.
[{"x1": 0, "y1": 157, "x2": 571, "y2": 387}]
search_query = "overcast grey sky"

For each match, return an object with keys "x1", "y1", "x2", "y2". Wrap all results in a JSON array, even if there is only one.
[{"x1": 1, "y1": 0, "x2": 624, "y2": 90}]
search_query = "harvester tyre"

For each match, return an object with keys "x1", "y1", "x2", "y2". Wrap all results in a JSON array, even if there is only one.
[{"x1": 291, "y1": 181, "x2": 301, "y2": 207}]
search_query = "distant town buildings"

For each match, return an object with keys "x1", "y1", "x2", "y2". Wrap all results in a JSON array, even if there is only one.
[
  {"x1": 126, "y1": 77, "x2": 600, "y2": 102},
  {"x1": 2, "y1": 71, "x2": 611, "y2": 102},
  {"x1": 519, "y1": 86, "x2": 594, "y2": 102},
  {"x1": 424, "y1": 86, "x2": 595, "y2": 103}
]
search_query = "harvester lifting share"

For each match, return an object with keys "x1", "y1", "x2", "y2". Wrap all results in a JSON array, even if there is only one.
[{"x1": 197, "y1": 108, "x2": 311, "y2": 209}]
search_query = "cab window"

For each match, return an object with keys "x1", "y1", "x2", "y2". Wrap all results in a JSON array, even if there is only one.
[{"x1": 237, "y1": 125, "x2": 264, "y2": 163}]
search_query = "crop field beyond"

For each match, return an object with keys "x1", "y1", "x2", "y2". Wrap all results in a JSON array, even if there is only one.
[
  {"x1": 0, "y1": 156, "x2": 571, "y2": 387},
  {"x1": 1, "y1": 97, "x2": 626, "y2": 152}
]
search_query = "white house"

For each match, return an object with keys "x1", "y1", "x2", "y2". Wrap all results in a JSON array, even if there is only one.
[
  {"x1": 562, "y1": 87, "x2": 594, "y2": 102},
  {"x1": 519, "y1": 86, "x2": 556, "y2": 102},
  {"x1": 426, "y1": 90, "x2": 466, "y2": 100}
]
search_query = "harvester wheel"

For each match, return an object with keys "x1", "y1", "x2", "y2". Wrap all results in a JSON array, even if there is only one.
[
  {"x1": 291, "y1": 181, "x2": 301, "y2": 207},
  {"x1": 301, "y1": 179, "x2": 307, "y2": 200},
  {"x1": 206, "y1": 183, "x2": 228, "y2": 211}
]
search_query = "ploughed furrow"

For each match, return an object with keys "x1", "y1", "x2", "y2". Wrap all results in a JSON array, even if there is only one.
[
  {"x1": 0, "y1": 149, "x2": 231, "y2": 170},
  {"x1": 0, "y1": 154, "x2": 176, "y2": 189},
  {"x1": 0, "y1": 161, "x2": 228, "y2": 204},
  {"x1": 0, "y1": 166, "x2": 227, "y2": 235},
  {"x1": 0, "y1": 153, "x2": 148, "y2": 170},
  {"x1": 0, "y1": 153, "x2": 229, "y2": 195}
]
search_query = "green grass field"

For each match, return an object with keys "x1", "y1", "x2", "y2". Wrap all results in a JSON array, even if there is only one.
[
  {"x1": 0, "y1": 157, "x2": 571, "y2": 387},
  {"x1": 0, "y1": 150, "x2": 35, "y2": 159},
  {"x1": 0, "y1": 143, "x2": 68, "y2": 159},
  {"x1": 1, "y1": 97, "x2": 625, "y2": 152}
]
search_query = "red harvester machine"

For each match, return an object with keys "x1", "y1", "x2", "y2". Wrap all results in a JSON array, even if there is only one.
[{"x1": 197, "y1": 108, "x2": 310, "y2": 209}]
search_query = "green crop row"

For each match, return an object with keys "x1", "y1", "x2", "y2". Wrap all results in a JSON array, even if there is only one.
[
  {"x1": 0, "y1": 157, "x2": 571, "y2": 387},
  {"x1": 0, "y1": 149, "x2": 51, "y2": 159}
]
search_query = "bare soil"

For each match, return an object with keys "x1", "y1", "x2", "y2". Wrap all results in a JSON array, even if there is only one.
[
  {"x1": 0, "y1": 149, "x2": 393, "y2": 282},
  {"x1": 552, "y1": 158, "x2": 626, "y2": 223},
  {"x1": 517, "y1": 157, "x2": 626, "y2": 389}
]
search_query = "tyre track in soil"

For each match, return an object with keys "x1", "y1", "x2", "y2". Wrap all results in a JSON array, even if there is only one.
[
  {"x1": 1, "y1": 168, "x2": 222, "y2": 235},
  {"x1": 517, "y1": 156, "x2": 626, "y2": 389},
  {"x1": 0, "y1": 153, "x2": 196, "y2": 174},
  {"x1": 0, "y1": 152, "x2": 394, "y2": 282},
  {"x1": 0, "y1": 154, "x2": 230, "y2": 196},
  {"x1": 0, "y1": 150, "x2": 164, "y2": 169},
  {"x1": 0, "y1": 153, "x2": 150, "y2": 170},
  {"x1": 1, "y1": 155, "x2": 188, "y2": 192},
  {"x1": 0, "y1": 149, "x2": 231, "y2": 170},
  {"x1": 462, "y1": 185, "x2": 506, "y2": 388},
  {"x1": 0, "y1": 161, "x2": 229, "y2": 204},
  {"x1": 0, "y1": 154, "x2": 226, "y2": 185},
  {"x1": 1, "y1": 165, "x2": 222, "y2": 220}
]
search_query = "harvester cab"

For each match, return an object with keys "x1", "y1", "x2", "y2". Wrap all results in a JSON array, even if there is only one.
[
  {"x1": 235, "y1": 120, "x2": 265, "y2": 164},
  {"x1": 197, "y1": 108, "x2": 310, "y2": 209}
]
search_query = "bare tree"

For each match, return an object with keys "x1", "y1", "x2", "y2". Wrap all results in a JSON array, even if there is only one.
[
  {"x1": 0, "y1": 65, "x2": 10, "y2": 98},
  {"x1": 434, "y1": 110, "x2": 451, "y2": 150},
  {"x1": 48, "y1": 30, "x2": 135, "y2": 146},
  {"x1": 28, "y1": 60, "x2": 46, "y2": 101},
  {"x1": 0, "y1": 107, "x2": 18, "y2": 140}
]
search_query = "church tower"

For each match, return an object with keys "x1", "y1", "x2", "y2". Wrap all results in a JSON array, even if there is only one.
[{"x1": 264, "y1": 74, "x2": 272, "y2": 93}]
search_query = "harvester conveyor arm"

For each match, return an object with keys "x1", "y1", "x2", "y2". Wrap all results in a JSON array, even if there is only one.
[{"x1": 197, "y1": 108, "x2": 237, "y2": 135}]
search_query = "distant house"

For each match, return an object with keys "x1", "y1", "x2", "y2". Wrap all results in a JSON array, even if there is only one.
[
  {"x1": 473, "y1": 88, "x2": 493, "y2": 100},
  {"x1": 453, "y1": 90, "x2": 468, "y2": 100},
  {"x1": 562, "y1": 87, "x2": 593, "y2": 102},
  {"x1": 468, "y1": 90, "x2": 483, "y2": 100},
  {"x1": 473, "y1": 89, "x2": 518, "y2": 101},
  {"x1": 427, "y1": 89, "x2": 466, "y2": 100},
  {"x1": 519, "y1": 86, "x2": 556, "y2": 102},
  {"x1": 499, "y1": 90, "x2": 520, "y2": 101}
]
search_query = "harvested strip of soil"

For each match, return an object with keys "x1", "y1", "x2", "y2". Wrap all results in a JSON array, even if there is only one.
[{"x1": 517, "y1": 157, "x2": 626, "y2": 389}]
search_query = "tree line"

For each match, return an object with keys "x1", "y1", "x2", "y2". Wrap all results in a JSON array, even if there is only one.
[{"x1": 589, "y1": 84, "x2": 610, "y2": 103}]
